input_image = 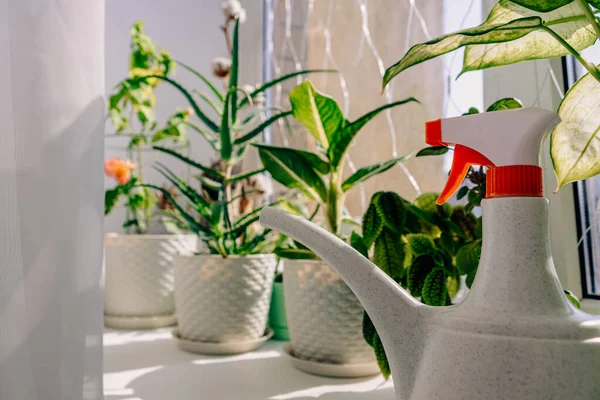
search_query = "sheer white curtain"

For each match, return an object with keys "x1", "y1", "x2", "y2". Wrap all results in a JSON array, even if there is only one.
[{"x1": 0, "y1": 1, "x2": 105, "y2": 399}]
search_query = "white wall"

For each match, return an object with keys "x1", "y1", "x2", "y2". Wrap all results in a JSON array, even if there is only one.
[{"x1": 104, "y1": 0, "x2": 263, "y2": 233}]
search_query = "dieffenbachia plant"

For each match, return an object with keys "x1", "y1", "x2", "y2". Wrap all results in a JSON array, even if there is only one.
[
  {"x1": 352, "y1": 191, "x2": 482, "y2": 379},
  {"x1": 383, "y1": 0, "x2": 600, "y2": 191},
  {"x1": 254, "y1": 80, "x2": 418, "y2": 249}
]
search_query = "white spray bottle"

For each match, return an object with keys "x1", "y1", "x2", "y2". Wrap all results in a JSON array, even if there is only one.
[{"x1": 260, "y1": 107, "x2": 600, "y2": 399}]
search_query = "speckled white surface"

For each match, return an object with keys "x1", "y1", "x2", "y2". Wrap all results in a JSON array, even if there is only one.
[
  {"x1": 174, "y1": 254, "x2": 277, "y2": 344},
  {"x1": 261, "y1": 198, "x2": 600, "y2": 400}
]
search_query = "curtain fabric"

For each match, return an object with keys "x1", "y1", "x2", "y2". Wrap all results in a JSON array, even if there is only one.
[{"x1": 0, "y1": 1, "x2": 105, "y2": 399}]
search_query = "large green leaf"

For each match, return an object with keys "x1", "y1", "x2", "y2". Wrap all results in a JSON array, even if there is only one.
[
  {"x1": 153, "y1": 146, "x2": 224, "y2": 179},
  {"x1": 588, "y1": 0, "x2": 600, "y2": 7},
  {"x1": 374, "y1": 227, "x2": 407, "y2": 282},
  {"x1": 421, "y1": 267, "x2": 448, "y2": 306},
  {"x1": 144, "y1": 75, "x2": 220, "y2": 132},
  {"x1": 362, "y1": 312, "x2": 376, "y2": 345},
  {"x1": 341, "y1": 154, "x2": 413, "y2": 192},
  {"x1": 511, "y1": 0, "x2": 573, "y2": 12},
  {"x1": 373, "y1": 333, "x2": 391, "y2": 380},
  {"x1": 239, "y1": 69, "x2": 337, "y2": 109},
  {"x1": 407, "y1": 234, "x2": 436, "y2": 257},
  {"x1": 486, "y1": 97, "x2": 523, "y2": 111},
  {"x1": 407, "y1": 256, "x2": 435, "y2": 295},
  {"x1": 229, "y1": 20, "x2": 240, "y2": 123},
  {"x1": 374, "y1": 192, "x2": 406, "y2": 234},
  {"x1": 455, "y1": 239, "x2": 482, "y2": 275},
  {"x1": 289, "y1": 80, "x2": 344, "y2": 148},
  {"x1": 220, "y1": 90, "x2": 233, "y2": 161},
  {"x1": 233, "y1": 111, "x2": 293, "y2": 145},
  {"x1": 328, "y1": 98, "x2": 419, "y2": 168},
  {"x1": 105, "y1": 188, "x2": 121, "y2": 215},
  {"x1": 255, "y1": 144, "x2": 327, "y2": 201},
  {"x1": 362, "y1": 201, "x2": 384, "y2": 248},
  {"x1": 176, "y1": 60, "x2": 224, "y2": 102},
  {"x1": 551, "y1": 67, "x2": 600, "y2": 188},
  {"x1": 350, "y1": 232, "x2": 369, "y2": 258},
  {"x1": 383, "y1": 17, "x2": 542, "y2": 88},
  {"x1": 462, "y1": 1, "x2": 598, "y2": 73}
]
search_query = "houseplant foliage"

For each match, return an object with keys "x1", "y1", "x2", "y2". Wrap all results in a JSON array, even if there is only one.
[
  {"x1": 105, "y1": 21, "x2": 182, "y2": 234},
  {"x1": 382, "y1": 0, "x2": 600, "y2": 191},
  {"x1": 256, "y1": 80, "x2": 419, "y2": 244},
  {"x1": 353, "y1": 190, "x2": 483, "y2": 378},
  {"x1": 143, "y1": 7, "x2": 332, "y2": 256}
]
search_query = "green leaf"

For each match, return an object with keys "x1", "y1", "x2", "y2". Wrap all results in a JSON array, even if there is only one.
[
  {"x1": 447, "y1": 274, "x2": 460, "y2": 299},
  {"x1": 220, "y1": 90, "x2": 233, "y2": 161},
  {"x1": 185, "y1": 121, "x2": 219, "y2": 151},
  {"x1": 451, "y1": 207, "x2": 478, "y2": 240},
  {"x1": 407, "y1": 234, "x2": 436, "y2": 257},
  {"x1": 362, "y1": 312, "x2": 376, "y2": 346},
  {"x1": 374, "y1": 227, "x2": 407, "y2": 282},
  {"x1": 233, "y1": 110, "x2": 293, "y2": 146},
  {"x1": 341, "y1": 154, "x2": 413, "y2": 192},
  {"x1": 486, "y1": 97, "x2": 523, "y2": 112},
  {"x1": 383, "y1": 16, "x2": 543, "y2": 88},
  {"x1": 373, "y1": 333, "x2": 391, "y2": 380},
  {"x1": 105, "y1": 188, "x2": 121, "y2": 215},
  {"x1": 421, "y1": 267, "x2": 448, "y2": 306},
  {"x1": 142, "y1": 75, "x2": 219, "y2": 132},
  {"x1": 142, "y1": 184, "x2": 207, "y2": 235},
  {"x1": 239, "y1": 69, "x2": 338, "y2": 108},
  {"x1": 588, "y1": 0, "x2": 600, "y2": 7},
  {"x1": 466, "y1": 269, "x2": 476, "y2": 288},
  {"x1": 455, "y1": 239, "x2": 482, "y2": 275},
  {"x1": 255, "y1": 144, "x2": 327, "y2": 201},
  {"x1": 416, "y1": 146, "x2": 449, "y2": 157},
  {"x1": 350, "y1": 232, "x2": 369, "y2": 258},
  {"x1": 414, "y1": 193, "x2": 439, "y2": 213},
  {"x1": 462, "y1": 1, "x2": 598, "y2": 74},
  {"x1": 229, "y1": 19, "x2": 240, "y2": 123},
  {"x1": 551, "y1": 66, "x2": 600, "y2": 189},
  {"x1": 153, "y1": 146, "x2": 225, "y2": 180},
  {"x1": 362, "y1": 201, "x2": 384, "y2": 248},
  {"x1": 328, "y1": 98, "x2": 419, "y2": 168},
  {"x1": 511, "y1": 0, "x2": 573, "y2": 12},
  {"x1": 177, "y1": 60, "x2": 224, "y2": 102},
  {"x1": 375, "y1": 192, "x2": 406, "y2": 234},
  {"x1": 456, "y1": 186, "x2": 469, "y2": 200},
  {"x1": 464, "y1": 107, "x2": 480, "y2": 115},
  {"x1": 274, "y1": 248, "x2": 317, "y2": 260},
  {"x1": 226, "y1": 168, "x2": 266, "y2": 184},
  {"x1": 407, "y1": 256, "x2": 435, "y2": 295},
  {"x1": 564, "y1": 289, "x2": 581, "y2": 309},
  {"x1": 289, "y1": 80, "x2": 344, "y2": 148}
]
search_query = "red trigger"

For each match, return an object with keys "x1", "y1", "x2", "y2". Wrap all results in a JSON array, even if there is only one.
[{"x1": 436, "y1": 144, "x2": 495, "y2": 205}]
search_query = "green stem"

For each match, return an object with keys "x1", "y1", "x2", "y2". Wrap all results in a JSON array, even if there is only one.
[
  {"x1": 541, "y1": 25, "x2": 600, "y2": 84},
  {"x1": 135, "y1": 143, "x2": 151, "y2": 232},
  {"x1": 326, "y1": 171, "x2": 345, "y2": 236},
  {"x1": 575, "y1": 0, "x2": 600, "y2": 38}
]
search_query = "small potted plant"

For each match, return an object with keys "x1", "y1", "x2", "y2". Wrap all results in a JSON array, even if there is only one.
[
  {"x1": 255, "y1": 80, "x2": 418, "y2": 377},
  {"x1": 103, "y1": 22, "x2": 196, "y2": 329},
  {"x1": 141, "y1": 1, "x2": 329, "y2": 354}
]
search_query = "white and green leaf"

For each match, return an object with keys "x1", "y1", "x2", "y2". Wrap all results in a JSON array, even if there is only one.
[
  {"x1": 289, "y1": 80, "x2": 344, "y2": 148},
  {"x1": 462, "y1": 0, "x2": 597, "y2": 73},
  {"x1": 511, "y1": 0, "x2": 573, "y2": 12},
  {"x1": 486, "y1": 97, "x2": 523, "y2": 111},
  {"x1": 551, "y1": 67, "x2": 600, "y2": 189}
]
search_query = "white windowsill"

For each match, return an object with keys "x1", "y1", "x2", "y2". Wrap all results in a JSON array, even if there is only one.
[{"x1": 103, "y1": 328, "x2": 393, "y2": 400}]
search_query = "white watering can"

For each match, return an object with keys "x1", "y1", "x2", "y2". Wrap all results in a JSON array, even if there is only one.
[{"x1": 260, "y1": 108, "x2": 600, "y2": 400}]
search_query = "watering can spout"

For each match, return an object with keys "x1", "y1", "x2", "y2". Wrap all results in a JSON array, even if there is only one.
[{"x1": 260, "y1": 207, "x2": 429, "y2": 397}]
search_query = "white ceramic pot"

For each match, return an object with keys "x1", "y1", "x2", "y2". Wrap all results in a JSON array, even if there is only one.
[
  {"x1": 284, "y1": 259, "x2": 376, "y2": 365},
  {"x1": 174, "y1": 254, "x2": 277, "y2": 342},
  {"x1": 104, "y1": 234, "x2": 197, "y2": 327}
]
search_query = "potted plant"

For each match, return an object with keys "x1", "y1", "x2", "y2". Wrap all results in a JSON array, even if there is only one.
[
  {"x1": 141, "y1": 1, "x2": 330, "y2": 354},
  {"x1": 103, "y1": 22, "x2": 196, "y2": 330},
  {"x1": 254, "y1": 80, "x2": 418, "y2": 376}
]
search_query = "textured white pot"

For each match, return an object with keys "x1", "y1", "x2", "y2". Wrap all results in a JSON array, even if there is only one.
[
  {"x1": 284, "y1": 259, "x2": 376, "y2": 365},
  {"x1": 174, "y1": 254, "x2": 277, "y2": 342},
  {"x1": 104, "y1": 234, "x2": 197, "y2": 324}
]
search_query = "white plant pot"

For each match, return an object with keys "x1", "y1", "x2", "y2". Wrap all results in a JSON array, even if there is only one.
[
  {"x1": 284, "y1": 259, "x2": 376, "y2": 365},
  {"x1": 174, "y1": 254, "x2": 277, "y2": 342},
  {"x1": 104, "y1": 233, "x2": 197, "y2": 328}
]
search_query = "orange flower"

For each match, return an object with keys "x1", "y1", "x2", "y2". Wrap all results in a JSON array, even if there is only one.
[{"x1": 104, "y1": 158, "x2": 137, "y2": 185}]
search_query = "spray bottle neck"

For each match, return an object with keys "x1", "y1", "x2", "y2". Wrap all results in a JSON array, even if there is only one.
[{"x1": 486, "y1": 165, "x2": 543, "y2": 199}]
